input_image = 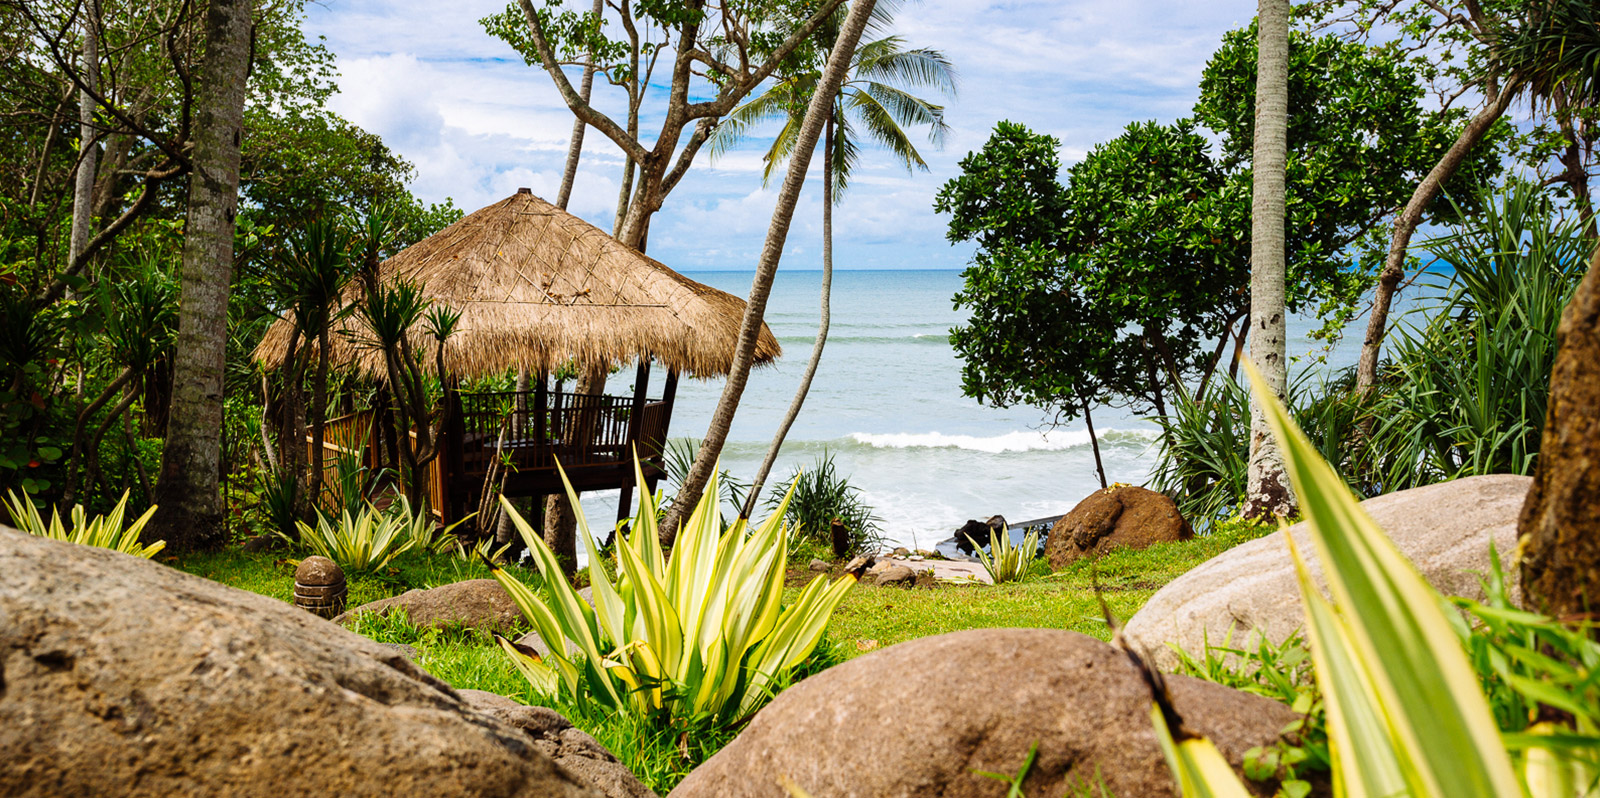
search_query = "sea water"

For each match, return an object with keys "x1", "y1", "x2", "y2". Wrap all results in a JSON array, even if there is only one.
[{"x1": 574, "y1": 268, "x2": 1375, "y2": 550}]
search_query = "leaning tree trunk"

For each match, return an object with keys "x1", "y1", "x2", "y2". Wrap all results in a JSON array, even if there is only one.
[
  {"x1": 148, "y1": 0, "x2": 253, "y2": 552},
  {"x1": 1518, "y1": 246, "x2": 1600, "y2": 621},
  {"x1": 660, "y1": 0, "x2": 878, "y2": 545},
  {"x1": 741, "y1": 109, "x2": 839, "y2": 518},
  {"x1": 68, "y1": 2, "x2": 100, "y2": 281},
  {"x1": 1354, "y1": 80, "x2": 1519, "y2": 397},
  {"x1": 1244, "y1": 0, "x2": 1296, "y2": 521}
]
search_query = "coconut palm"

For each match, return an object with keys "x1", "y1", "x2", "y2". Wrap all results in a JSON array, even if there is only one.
[
  {"x1": 711, "y1": 6, "x2": 957, "y2": 516},
  {"x1": 1245, "y1": 0, "x2": 1295, "y2": 520}
]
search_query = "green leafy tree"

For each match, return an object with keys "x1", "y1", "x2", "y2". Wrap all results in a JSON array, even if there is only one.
[{"x1": 935, "y1": 25, "x2": 1503, "y2": 480}]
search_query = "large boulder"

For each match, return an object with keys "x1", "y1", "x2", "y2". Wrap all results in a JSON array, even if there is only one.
[
  {"x1": 1046, "y1": 485, "x2": 1193, "y2": 569},
  {"x1": 670, "y1": 628, "x2": 1301, "y2": 798},
  {"x1": 1124, "y1": 474, "x2": 1528, "y2": 671},
  {"x1": 0, "y1": 527, "x2": 601, "y2": 798},
  {"x1": 459, "y1": 690, "x2": 657, "y2": 798},
  {"x1": 334, "y1": 578, "x2": 525, "y2": 632}
]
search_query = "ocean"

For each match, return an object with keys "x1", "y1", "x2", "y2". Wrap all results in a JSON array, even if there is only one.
[{"x1": 572, "y1": 268, "x2": 1374, "y2": 550}]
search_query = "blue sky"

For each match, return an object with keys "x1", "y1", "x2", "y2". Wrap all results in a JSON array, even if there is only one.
[{"x1": 304, "y1": 1, "x2": 1258, "y2": 270}]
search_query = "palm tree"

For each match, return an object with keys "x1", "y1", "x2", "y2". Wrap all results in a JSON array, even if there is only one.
[
  {"x1": 710, "y1": 6, "x2": 957, "y2": 517},
  {"x1": 1244, "y1": 0, "x2": 1295, "y2": 520},
  {"x1": 659, "y1": 0, "x2": 880, "y2": 545}
]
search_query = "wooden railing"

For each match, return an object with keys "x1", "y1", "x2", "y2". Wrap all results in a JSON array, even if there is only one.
[{"x1": 454, "y1": 390, "x2": 670, "y2": 482}]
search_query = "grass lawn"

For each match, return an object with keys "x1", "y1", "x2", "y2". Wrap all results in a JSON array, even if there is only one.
[{"x1": 169, "y1": 518, "x2": 1270, "y2": 792}]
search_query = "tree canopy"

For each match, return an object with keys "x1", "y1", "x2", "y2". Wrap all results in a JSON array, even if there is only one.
[{"x1": 936, "y1": 23, "x2": 1507, "y2": 427}]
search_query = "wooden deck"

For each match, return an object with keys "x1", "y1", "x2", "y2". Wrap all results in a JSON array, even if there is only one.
[{"x1": 311, "y1": 366, "x2": 678, "y2": 526}]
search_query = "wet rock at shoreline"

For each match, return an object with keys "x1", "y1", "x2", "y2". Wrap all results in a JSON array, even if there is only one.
[{"x1": 1045, "y1": 486, "x2": 1191, "y2": 569}]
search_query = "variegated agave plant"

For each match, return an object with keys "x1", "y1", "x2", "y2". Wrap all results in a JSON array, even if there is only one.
[{"x1": 492, "y1": 459, "x2": 855, "y2": 726}]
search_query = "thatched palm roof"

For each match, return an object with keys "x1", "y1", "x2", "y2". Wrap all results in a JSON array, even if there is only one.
[{"x1": 254, "y1": 190, "x2": 781, "y2": 379}]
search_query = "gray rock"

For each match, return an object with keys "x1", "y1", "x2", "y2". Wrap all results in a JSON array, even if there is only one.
[
  {"x1": 670, "y1": 629, "x2": 1299, "y2": 798},
  {"x1": 808, "y1": 558, "x2": 830, "y2": 572},
  {"x1": 458, "y1": 690, "x2": 657, "y2": 798},
  {"x1": 873, "y1": 564, "x2": 917, "y2": 587},
  {"x1": 892, "y1": 547, "x2": 911, "y2": 557},
  {"x1": 0, "y1": 526, "x2": 600, "y2": 798},
  {"x1": 334, "y1": 578, "x2": 525, "y2": 632},
  {"x1": 376, "y1": 642, "x2": 420, "y2": 661},
  {"x1": 1124, "y1": 474, "x2": 1529, "y2": 671}
]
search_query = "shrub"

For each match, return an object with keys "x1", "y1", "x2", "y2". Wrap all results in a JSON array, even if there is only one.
[
  {"x1": 289, "y1": 501, "x2": 418, "y2": 574},
  {"x1": 490, "y1": 461, "x2": 855, "y2": 729},
  {"x1": 766, "y1": 451, "x2": 882, "y2": 556},
  {"x1": 1, "y1": 489, "x2": 163, "y2": 558}
]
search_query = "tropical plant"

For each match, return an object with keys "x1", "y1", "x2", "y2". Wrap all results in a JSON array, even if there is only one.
[
  {"x1": 965, "y1": 523, "x2": 1041, "y2": 585},
  {"x1": 766, "y1": 451, "x2": 882, "y2": 556},
  {"x1": 662, "y1": 437, "x2": 748, "y2": 513},
  {"x1": 719, "y1": 14, "x2": 957, "y2": 510},
  {"x1": 289, "y1": 501, "x2": 419, "y2": 574},
  {"x1": 1149, "y1": 363, "x2": 1600, "y2": 798},
  {"x1": 3, "y1": 489, "x2": 163, "y2": 558},
  {"x1": 491, "y1": 460, "x2": 855, "y2": 728}
]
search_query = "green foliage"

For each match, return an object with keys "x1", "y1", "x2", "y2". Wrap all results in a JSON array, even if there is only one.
[
  {"x1": 662, "y1": 437, "x2": 748, "y2": 512},
  {"x1": 2, "y1": 489, "x2": 163, "y2": 558},
  {"x1": 766, "y1": 451, "x2": 882, "y2": 556},
  {"x1": 1151, "y1": 365, "x2": 1598, "y2": 797},
  {"x1": 935, "y1": 24, "x2": 1505, "y2": 426},
  {"x1": 289, "y1": 502, "x2": 420, "y2": 574},
  {"x1": 1153, "y1": 183, "x2": 1591, "y2": 522},
  {"x1": 967, "y1": 524, "x2": 1042, "y2": 585},
  {"x1": 492, "y1": 461, "x2": 855, "y2": 729}
]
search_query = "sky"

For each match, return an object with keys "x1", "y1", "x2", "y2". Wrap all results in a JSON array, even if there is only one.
[{"x1": 303, "y1": 1, "x2": 1259, "y2": 270}]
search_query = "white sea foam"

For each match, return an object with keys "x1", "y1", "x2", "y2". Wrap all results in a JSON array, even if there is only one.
[{"x1": 848, "y1": 427, "x2": 1160, "y2": 454}]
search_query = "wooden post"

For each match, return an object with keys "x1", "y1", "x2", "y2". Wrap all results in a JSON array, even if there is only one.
[
  {"x1": 645, "y1": 368, "x2": 680, "y2": 498},
  {"x1": 616, "y1": 357, "x2": 652, "y2": 523},
  {"x1": 441, "y1": 384, "x2": 466, "y2": 526}
]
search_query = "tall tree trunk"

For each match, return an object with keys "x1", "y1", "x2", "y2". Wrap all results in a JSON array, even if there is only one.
[
  {"x1": 1244, "y1": 0, "x2": 1296, "y2": 520},
  {"x1": 660, "y1": 0, "x2": 878, "y2": 545},
  {"x1": 1354, "y1": 80, "x2": 1519, "y2": 396},
  {"x1": 68, "y1": 2, "x2": 99, "y2": 278},
  {"x1": 1518, "y1": 247, "x2": 1600, "y2": 621},
  {"x1": 148, "y1": 0, "x2": 254, "y2": 552},
  {"x1": 555, "y1": 0, "x2": 605, "y2": 210},
  {"x1": 741, "y1": 109, "x2": 838, "y2": 518}
]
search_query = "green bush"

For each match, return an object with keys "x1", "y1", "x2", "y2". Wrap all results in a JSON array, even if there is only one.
[
  {"x1": 1153, "y1": 184, "x2": 1590, "y2": 523},
  {"x1": 766, "y1": 451, "x2": 883, "y2": 556}
]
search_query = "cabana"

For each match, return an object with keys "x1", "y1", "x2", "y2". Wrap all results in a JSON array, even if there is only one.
[{"x1": 255, "y1": 188, "x2": 781, "y2": 525}]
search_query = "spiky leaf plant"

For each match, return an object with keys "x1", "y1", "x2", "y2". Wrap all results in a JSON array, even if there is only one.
[
  {"x1": 965, "y1": 523, "x2": 1041, "y2": 584},
  {"x1": 491, "y1": 458, "x2": 855, "y2": 728},
  {"x1": 3, "y1": 489, "x2": 162, "y2": 558}
]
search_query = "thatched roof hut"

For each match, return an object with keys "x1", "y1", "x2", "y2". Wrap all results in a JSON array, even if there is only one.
[{"x1": 254, "y1": 189, "x2": 781, "y2": 380}]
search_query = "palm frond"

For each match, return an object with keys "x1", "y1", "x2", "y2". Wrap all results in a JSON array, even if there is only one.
[
  {"x1": 854, "y1": 41, "x2": 958, "y2": 98},
  {"x1": 844, "y1": 84, "x2": 933, "y2": 172}
]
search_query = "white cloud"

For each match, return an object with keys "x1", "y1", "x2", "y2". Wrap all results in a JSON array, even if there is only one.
[{"x1": 304, "y1": 0, "x2": 1258, "y2": 268}]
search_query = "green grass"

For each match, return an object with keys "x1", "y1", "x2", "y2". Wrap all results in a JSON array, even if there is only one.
[
  {"x1": 170, "y1": 517, "x2": 1272, "y2": 793},
  {"x1": 814, "y1": 518, "x2": 1272, "y2": 657}
]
